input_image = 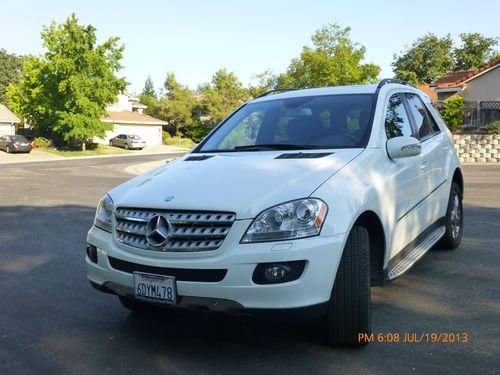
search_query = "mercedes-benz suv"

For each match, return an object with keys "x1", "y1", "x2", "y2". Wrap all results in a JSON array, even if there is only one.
[{"x1": 86, "y1": 79, "x2": 464, "y2": 346}]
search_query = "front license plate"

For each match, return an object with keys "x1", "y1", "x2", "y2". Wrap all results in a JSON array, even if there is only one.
[{"x1": 133, "y1": 272, "x2": 177, "y2": 304}]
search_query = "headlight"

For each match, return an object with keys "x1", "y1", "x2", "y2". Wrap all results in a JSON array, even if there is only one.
[
  {"x1": 94, "y1": 194, "x2": 114, "y2": 232},
  {"x1": 241, "y1": 198, "x2": 328, "y2": 243}
]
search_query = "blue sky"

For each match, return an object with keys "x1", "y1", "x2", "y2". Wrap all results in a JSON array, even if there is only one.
[{"x1": 1, "y1": 0, "x2": 499, "y2": 94}]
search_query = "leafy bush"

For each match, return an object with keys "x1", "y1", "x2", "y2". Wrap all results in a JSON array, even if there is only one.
[
  {"x1": 440, "y1": 96, "x2": 464, "y2": 132},
  {"x1": 183, "y1": 123, "x2": 211, "y2": 143},
  {"x1": 162, "y1": 131, "x2": 196, "y2": 149},
  {"x1": 487, "y1": 121, "x2": 500, "y2": 135},
  {"x1": 34, "y1": 137, "x2": 54, "y2": 148}
]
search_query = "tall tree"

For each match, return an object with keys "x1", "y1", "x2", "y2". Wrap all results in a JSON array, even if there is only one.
[
  {"x1": 156, "y1": 72, "x2": 196, "y2": 136},
  {"x1": 0, "y1": 49, "x2": 24, "y2": 104},
  {"x1": 392, "y1": 33, "x2": 454, "y2": 84},
  {"x1": 273, "y1": 24, "x2": 380, "y2": 89},
  {"x1": 7, "y1": 14, "x2": 127, "y2": 149},
  {"x1": 139, "y1": 75, "x2": 158, "y2": 115},
  {"x1": 199, "y1": 68, "x2": 250, "y2": 126},
  {"x1": 453, "y1": 33, "x2": 499, "y2": 71}
]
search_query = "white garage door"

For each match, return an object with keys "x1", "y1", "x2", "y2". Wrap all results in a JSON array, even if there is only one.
[
  {"x1": 0, "y1": 123, "x2": 15, "y2": 136},
  {"x1": 100, "y1": 123, "x2": 162, "y2": 145}
]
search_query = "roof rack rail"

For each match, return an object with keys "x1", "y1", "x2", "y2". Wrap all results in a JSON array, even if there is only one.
[
  {"x1": 377, "y1": 78, "x2": 415, "y2": 89},
  {"x1": 254, "y1": 88, "x2": 298, "y2": 99}
]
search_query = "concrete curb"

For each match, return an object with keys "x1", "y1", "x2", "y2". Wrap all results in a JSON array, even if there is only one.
[{"x1": 0, "y1": 148, "x2": 188, "y2": 165}]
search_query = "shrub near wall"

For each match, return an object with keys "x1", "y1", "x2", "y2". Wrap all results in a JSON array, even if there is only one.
[{"x1": 453, "y1": 134, "x2": 500, "y2": 163}]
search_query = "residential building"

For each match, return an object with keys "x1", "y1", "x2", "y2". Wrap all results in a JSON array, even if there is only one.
[{"x1": 0, "y1": 104, "x2": 20, "y2": 136}]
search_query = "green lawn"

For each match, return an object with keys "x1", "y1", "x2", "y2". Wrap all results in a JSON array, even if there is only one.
[{"x1": 40, "y1": 145, "x2": 132, "y2": 157}]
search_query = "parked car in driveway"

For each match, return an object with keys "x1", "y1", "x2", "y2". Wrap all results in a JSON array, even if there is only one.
[
  {"x1": 0, "y1": 135, "x2": 32, "y2": 153},
  {"x1": 109, "y1": 134, "x2": 146, "y2": 150},
  {"x1": 86, "y1": 79, "x2": 464, "y2": 347}
]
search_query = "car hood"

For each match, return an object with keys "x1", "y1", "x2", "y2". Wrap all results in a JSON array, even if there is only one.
[{"x1": 110, "y1": 149, "x2": 363, "y2": 219}]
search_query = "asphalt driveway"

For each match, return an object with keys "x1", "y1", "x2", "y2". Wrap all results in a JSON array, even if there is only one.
[{"x1": 0, "y1": 156, "x2": 498, "y2": 374}]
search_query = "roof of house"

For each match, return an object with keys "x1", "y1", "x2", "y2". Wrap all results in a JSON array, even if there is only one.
[
  {"x1": 0, "y1": 104, "x2": 21, "y2": 124},
  {"x1": 101, "y1": 111, "x2": 167, "y2": 125},
  {"x1": 131, "y1": 101, "x2": 147, "y2": 108},
  {"x1": 416, "y1": 84, "x2": 437, "y2": 100},
  {"x1": 431, "y1": 59, "x2": 500, "y2": 88}
]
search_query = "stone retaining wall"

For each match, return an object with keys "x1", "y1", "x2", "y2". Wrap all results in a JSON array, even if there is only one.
[{"x1": 453, "y1": 134, "x2": 500, "y2": 163}]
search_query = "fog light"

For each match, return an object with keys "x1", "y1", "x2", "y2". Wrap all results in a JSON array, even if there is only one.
[
  {"x1": 253, "y1": 260, "x2": 306, "y2": 285},
  {"x1": 86, "y1": 244, "x2": 98, "y2": 263},
  {"x1": 264, "y1": 265, "x2": 289, "y2": 281}
]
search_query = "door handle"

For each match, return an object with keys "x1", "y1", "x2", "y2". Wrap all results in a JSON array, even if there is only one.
[
  {"x1": 443, "y1": 146, "x2": 449, "y2": 151},
  {"x1": 420, "y1": 160, "x2": 428, "y2": 169}
]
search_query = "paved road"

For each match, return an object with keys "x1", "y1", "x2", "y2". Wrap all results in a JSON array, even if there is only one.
[{"x1": 0, "y1": 156, "x2": 498, "y2": 374}]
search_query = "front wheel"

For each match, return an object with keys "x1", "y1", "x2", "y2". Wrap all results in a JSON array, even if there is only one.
[
  {"x1": 125, "y1": 144, "x2": 129, "y2": 150},
  {"x1": 6, "y1": 145, "x2": 11, "y2": 153},
  {"x1": 109, "y1": 140, "x2": 114, "y2": 147},
  {"x1": 325, "y1": 226, "x2": 371, "y2": 346},
  {"x1": 437, "y1": 182, "x2": 463, "y2": 249}
]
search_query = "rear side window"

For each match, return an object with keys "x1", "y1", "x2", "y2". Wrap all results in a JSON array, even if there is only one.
[
  {"x1": 405, "y1": 93, "x2": 434, "y2": 140},
  {"x1": 384, "y1": 94, "x2": 413, "y2": 139}
]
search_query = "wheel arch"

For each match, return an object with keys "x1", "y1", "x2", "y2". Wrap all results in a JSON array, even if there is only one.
[{"x1": 354, "y1": 210, "x2": 386, "y2": 286}]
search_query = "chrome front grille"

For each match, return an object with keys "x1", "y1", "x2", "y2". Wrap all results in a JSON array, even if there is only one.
[{"x1": 114, "y1": 208, "x2": 236, "y2": 252}]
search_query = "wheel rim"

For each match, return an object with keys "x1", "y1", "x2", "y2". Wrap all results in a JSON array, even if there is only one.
[{"x1": 450, "y1": 192, "x2": 461, "y2": 239}]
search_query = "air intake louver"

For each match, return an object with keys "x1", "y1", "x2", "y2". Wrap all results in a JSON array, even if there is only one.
[
  {"x1": 185, "y1": 155, "x2": 214, "y2": 161},
  {"x1": 275, "y1": 152, "x2": 333, "y2": 159}
]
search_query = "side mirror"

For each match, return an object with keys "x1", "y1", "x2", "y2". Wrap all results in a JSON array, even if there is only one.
[{"x1": 386, "y1": 136, "x2": 421, "y2": 159}]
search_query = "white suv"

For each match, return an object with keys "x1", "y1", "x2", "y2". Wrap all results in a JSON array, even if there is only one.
[{"x1": 86, "y1": 79, "x2": 464, "y2": 346}]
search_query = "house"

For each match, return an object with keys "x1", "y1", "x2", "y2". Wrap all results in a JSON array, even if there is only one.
[
  {"x1": 430, "y1": 60, "x2": 500, "y2": 101},
  {"x1": 416, "y1": 84, "x2": 437, "y2": 101},
  {"x1": 0, "y1": 104, "x2": 20, "y2": 136},
  {"x1": 96, "y1": 93, "x2": 167, "y2": 145}
]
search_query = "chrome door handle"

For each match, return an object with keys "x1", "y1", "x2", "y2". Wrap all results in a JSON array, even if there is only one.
[
  {"x1": 443, "y1": 146, "x2": 449, "y2": 151},
  {"x1": 420, "y1": 160, "x2": 428, "y2": 169}
]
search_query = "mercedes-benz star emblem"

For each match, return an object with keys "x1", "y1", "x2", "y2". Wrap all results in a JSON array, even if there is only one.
[{"x1": 145, "y1": 215, "x2": 171, "y2": 247}]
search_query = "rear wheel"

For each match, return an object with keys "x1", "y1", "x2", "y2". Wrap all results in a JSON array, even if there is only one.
[
  {"x1": 125, "y1": 143, "x2": 130, "y2": 150},
  {"x1": 437, "y1": 182, "x2": 463, "y2": 249},
  {"x1": 109, "y1": 140, "x2": 114, "y2": 147},
  {"x1": 6, "y1": 145, "x2": 11, "y2": 153},
  {"x1": 325, "y1": 226, "x2": 371, "y2": 346}
]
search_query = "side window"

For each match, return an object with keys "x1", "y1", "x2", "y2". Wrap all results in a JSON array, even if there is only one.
[
  {"x1": 424, "y1": 104, "x2": 441, "y2": 133},
  {"x1": 385, "y1": 94, "x2": 413, "y2": 139},
  {"x1": 405, "y1": 93, "x2": 433, "y2": 140}
]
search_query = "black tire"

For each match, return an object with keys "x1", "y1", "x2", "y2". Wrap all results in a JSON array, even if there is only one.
[
  {"x1": 125, "y1": 143, "x2": 130, "y2": 150},
  {"x1": 109, "y1": 140, "x2": 114, "y2": 147},
  {"x1": 437, "y1": 182, "x2": 463, "y2": 250},
  {"x1": 119, "y1": 296, "x2": 154, "y2": 313},
  {"x1": 6, "y1": 145, "x2": 11, "y2": 153},
  {"x1": 326, "y1": 226, "x2": 371, "y2": 346}
]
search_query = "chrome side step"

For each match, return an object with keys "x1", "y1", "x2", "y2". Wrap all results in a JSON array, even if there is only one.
[{"x1": 387, "y1": 226, "x2": 446, "y2": 280}]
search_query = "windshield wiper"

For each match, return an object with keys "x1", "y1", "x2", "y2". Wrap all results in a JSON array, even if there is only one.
[{"x1": 232, "y1": 144, "x2": 319, "y2": 151}]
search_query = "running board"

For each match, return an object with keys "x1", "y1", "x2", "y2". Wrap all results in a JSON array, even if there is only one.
[{"x1": 386, "y1": 226, "x2": 446, "y2": 280}]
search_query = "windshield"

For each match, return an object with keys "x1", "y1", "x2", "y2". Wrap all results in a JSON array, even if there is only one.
[
  {"x1": 10, "y1": 135, "x2": 28, "y2": 142},
  {"x1": 198, "y1": 94, "x2": 374, "y2": 152}
]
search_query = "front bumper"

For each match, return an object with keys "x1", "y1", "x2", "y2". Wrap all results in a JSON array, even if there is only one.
[{"x1": 86, "y1": 222, "x2": 346, "y2": 310}]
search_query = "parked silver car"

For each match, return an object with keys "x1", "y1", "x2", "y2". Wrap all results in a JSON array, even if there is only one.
[
  {"x1": 109, "y1": 134, "x2": 146, "y2": 150},
  {"x1": 0, "y1": 135, "x2": 32, "y2": 153}
]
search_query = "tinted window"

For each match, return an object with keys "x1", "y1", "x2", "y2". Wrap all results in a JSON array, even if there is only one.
[
  {"x1": 199, "y1": 94, "x2": 374, "y2": 151},
  {"x1": 405, "y1": 93, "x2": 432, "y2": 139},
  {"x1": 424, "y1": 105, "x2": 441, "y2": 133},
  {"x1": 385, "y1": 94, "x2": 413, "y2": 139}
]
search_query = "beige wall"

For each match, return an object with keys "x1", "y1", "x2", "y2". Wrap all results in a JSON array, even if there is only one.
[
  {"x1": 463, "y1": 66, "x2": 500, "y2": 101},
  {"x1": 0, "y1": 123, "x2": 15, "y2": 136}
]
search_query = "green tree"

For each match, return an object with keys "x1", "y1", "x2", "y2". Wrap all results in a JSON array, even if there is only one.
[
  {"x1": 453, "y1": 33, "x2": 499, "y2": 71},
  {"x1": 139, "y1": 75, "x2": 158, "y2": 115},
  {"x1": 273, "y1": 24, "x2": 380, "y2": 89},
  {"x1": 199, "y1": 68, "x2": 250, "y2": 126},
  {"x1": 7, "y1": 14, "x2": 127, "y2": 150},
  {"x1": 392, "y1": 33, "x2": 454, "y2": 84},
  {"x1": 0, "y1": 49, "x2": 24, "y2": 104},
  {"x1": 440, "y1": 96, "x2": 464, "y2": 132},
  {"x1": 156, "y1": 72, "x2": 196, "y2": 136}
]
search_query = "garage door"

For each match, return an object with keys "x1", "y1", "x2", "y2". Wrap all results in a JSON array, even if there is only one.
[{"x1": 100, "y1": 124, "x2": 162, "y2": 145}]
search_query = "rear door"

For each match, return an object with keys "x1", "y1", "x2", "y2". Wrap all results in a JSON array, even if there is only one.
[{"x1": 404, "y1": 93, "x2": 444, "y2": 227}]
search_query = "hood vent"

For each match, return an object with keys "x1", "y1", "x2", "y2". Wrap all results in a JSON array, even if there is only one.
[
  {"x1": 185, "y1": 155, "x2": 214, "y2": 161},
  {"x1": 275, "y1": 152, "x2": 333, "y2": 159}
]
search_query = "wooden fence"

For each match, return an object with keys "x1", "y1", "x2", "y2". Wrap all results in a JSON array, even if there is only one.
[{"x1": 434, "y1": 101, "x2": 500, "y2": 130}]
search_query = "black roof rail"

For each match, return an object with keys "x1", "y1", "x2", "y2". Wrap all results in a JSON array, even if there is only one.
[
  {"x1": 377, "y1": 78, "x2": 415, "y2": 89},
  {"x1": 254, "y1": 88, "x2": 298, "y2": 99}
]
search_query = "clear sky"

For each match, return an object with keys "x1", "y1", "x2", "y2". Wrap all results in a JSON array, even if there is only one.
[{"x1": 1, "y1": 0, "x2": 499, "y2": 94}]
